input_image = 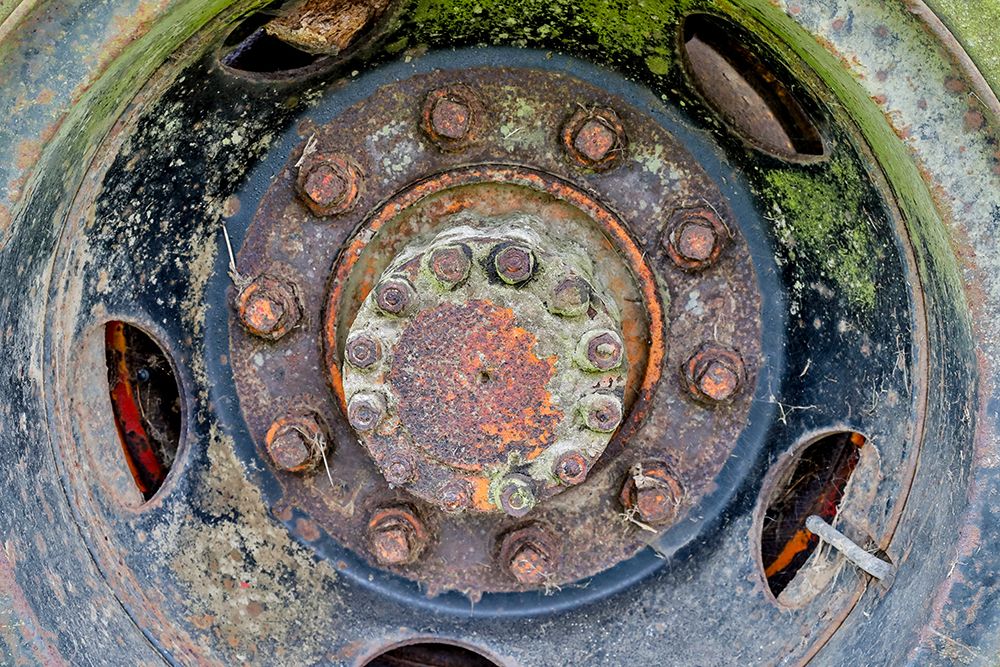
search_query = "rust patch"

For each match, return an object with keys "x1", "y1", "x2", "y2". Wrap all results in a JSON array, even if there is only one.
[
  {"x1": 264, "y1": 0, "x2": 392, "y2": 55},
  {"x1": 391, "y1": 300, "x2": 560, "y2": 469}
]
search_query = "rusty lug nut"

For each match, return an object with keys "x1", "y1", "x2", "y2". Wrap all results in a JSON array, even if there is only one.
[
  {"x1": 498, "y1": 525, "x2": 560, "y2": 585},
  {"x1": 374, "y1": 277, "x2": 416, "y2": 315},
  {"x1": 682, "y1": 344, "x2": 746, "y2": 404},
  {"x1": 548, "y1": 275, "x2": 591, "y2": 317},
  {"x1": 664, "y1": 207, "x2": 727, "y2": 271},
  {"x1": 236, "y1": 275, "x2": 301, "y2": 341},
  {"x1": 619, "y1": 461, "x2": 683, "y2": 526},
  {"x1": 577, "y1": 329, "x2": 625, "y2": 372},
  {"x1": 561, "y1": 107, "x2": 627, "y2": 171},
  {"x1": 420, "y1": 85, "x2": 483, "y2": 151},
  {"x1": 345, "y1": 332, "x2": 382, "y2": 369},
  {"x1": 296, "y1": 153, "x2": 363, "y2": 217},
  {"x1": 382, "y1": 452, "x2": 417, "y2": 486},
  {"x1": 493, "y1": 244, "x2": 536, "y2": 285},
  {"x1": 553, "y1": 450, "x2": 589, "y2": 486},
  {"x1": 438, "y1": 479, "x2": 473, "y2": 513},
  {"x1": 367, "y1": 506, "x2": 427, "y2": 566},
  {"x1": 428, "y1": 244, "x2": 471, "y2": 288},
  {"x1": 579, "y1": 393, "x2": 624, "y2": 433},
  {"x1": 347, "y1": 392, "x2": 385, "y2": 432},
  {"x1": 264, "y1": 413, "x2": 327, "y2": 473},
  {"x1": 494, "y1": 474, "x2": 537, "y2": 517}
]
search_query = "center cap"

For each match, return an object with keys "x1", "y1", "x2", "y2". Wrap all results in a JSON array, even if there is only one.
[{"x1": 341, "y1": 215, "x2": 629, "y2": 515}]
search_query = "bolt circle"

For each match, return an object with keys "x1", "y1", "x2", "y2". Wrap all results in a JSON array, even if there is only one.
[
  {"x1": 580, "y1": 394, "x2": 624, "y2": 433},
  {"x1": 553, "y1": 451, "x2": 589, "y2": 486},
  {"x1": 438, "y1": 479, "x2": 473, "y2": 513},
  {"x1": 665, "y1": 207, "x2": 728, "y2": 271},
  {"x1": 493, "y1": 244, "x2": 536, "y2": 285},
  {"x1": 264, "y1": 414, "x2": 327, "y2": 473},
  {"x1": 374, "y1": 277, "x2": 416, "y2": 315},
  {"x1": 420, "y1": 85, "x2": 484, "y2": 151},
  {"x1": 619, "y1": 461, "x2": 683, "y2": 526},
  {"x1": 577, "y1": 329, "x2": 625, "y2": 372},
  {"x1": 494, "y1": 474, "x2": 537, "y2": 517},
  {"x1": 548, "y1": 275, "x2": 592, "y2": 317},
  {"x1": 367, "y1": 506, "x2": 427, "y2": 566},
  {"x1": 561, "y1": 107, "x2": 628, "y2": 171},
  {"x1": 344, "y1": 332, "x2": 382, "y2": 369},
  {"x1": 235, "y1": 275, "x2": 301, "y2": 341},
  {"x1": 428, "y1": 244, "x2": 471, "y2": 288},
  {"x1": 295, "y1": 153, "x2": 363, "y2": 217},
  {"x1": 347, "y1": 392, "x2": 385, "y2": 432},
  {"x1": 682, "y1": 344, "x2": 746, "y2": 404}
]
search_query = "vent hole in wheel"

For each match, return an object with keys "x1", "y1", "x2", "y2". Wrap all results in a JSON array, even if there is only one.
[
  {"x1": 364, "y1": 642, "x2": 500, "y2": 667},
  {"x1": 105, "y1": 322, "x2": 181, "y2": 501},
  {"x1": 220, "y1": 9, "x2": 324, "y2": 74},
  {"x1": 681, "y1": 13, "x2": 825, "y2": 160},
  {"x1": 760, "y1": 431, "x2": 866, "y2": 598}
]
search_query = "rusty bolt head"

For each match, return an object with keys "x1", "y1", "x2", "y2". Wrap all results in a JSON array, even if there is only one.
[
  {"x1": 561, "y1": 107, "x2": 627, "y2": 171},
  {"x1": 347, "y1": 392, "x2": 385, "y2": 432},
  {"x1": 548, "y1": 275, "x2": 591, "y2": 317},
  {"x1": 374, "y1": 277, "x2": 415, "y2": 315},
  {"x1": 682, "y1": 344, "x2": 746, "y2": 404},
  {"x1": 494, "y1": 474, "x2": 537, "y2": 517},
  {"x1": 264, "y1": 413, "x2": 326, "y2": 473},
  {"x1": 619, "y1": 461, "x2": 683, "y2": 526},
  {"x1": 438, "y1": 479, "x2": 473, "y2": 513},
  {"x1": 295, "y1": 153, "x2": 363, "y2": 217},
  {"x1": 421, "y1": 85, "x2": 483, "y2": 151},
  {"x1": 493, "y1": 244, "x2": 536, "y2": 285},
  {"x1": 553, "y1": 450, "x2": 589, "y2": 486},
  {"x1": 577, "y1": 329, "x2": 625, "y2": 372},
  {"x1": 428, "y1": 244, "x2": 471, "y2": 288},
  {"x1": 665, "y1": 208, "x2": 727, "y2": 271},
  {"x1": 383, "y1": 452, "x2": 417, "y2": 486},
  {"x1": 498, "y1": 525, "x2": 560, "y2": 586},
  {"x1": 345, "y1": 332, "x2": 382, "y2": 369},
  {"x1": 368, "y1": 506, "x2": 427, "y2": 566},
  {"x1": 236, "y1": 275, "x2": 301, "y2": 341},
  {"x1": 580, "y1": 394, "x2": 624, "y2": 433}
]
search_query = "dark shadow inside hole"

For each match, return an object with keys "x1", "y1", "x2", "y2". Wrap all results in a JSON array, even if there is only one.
[
  {"x1": 220, "y1": 6, "x2": 323, "y2": 74},
  {"x1": 105, "y1": 322, "x2": 181, "y2": 501},
  {"x1": 365, "y1": 643, "x2": 499, "y2": 667},
  {"x1": 761, "y1": 431, "x2": 866, "y2": 597},
  {"x1": 681, "y1": 13, "x2": 825, "y2": 159}
]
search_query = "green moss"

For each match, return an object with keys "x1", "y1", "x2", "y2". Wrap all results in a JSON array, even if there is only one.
[
  {"x1": 762, "y1": 155, "x2": 877, "y2": 311},
  {"x1": 645, "y1": 54, "x2": 671, "y2": 75}
]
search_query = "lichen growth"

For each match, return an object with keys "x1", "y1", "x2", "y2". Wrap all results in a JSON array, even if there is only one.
[{"x1": 761, "y1": 154, "x2": 878, "y2": 311}]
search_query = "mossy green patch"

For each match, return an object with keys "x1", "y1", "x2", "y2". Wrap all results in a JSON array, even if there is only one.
[{"x1": 762, "y1": 155, "x2": 878, "y2": 311}]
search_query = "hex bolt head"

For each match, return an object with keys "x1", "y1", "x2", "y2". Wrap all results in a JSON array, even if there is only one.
[
  {"x1": 553, "y1": 450, "x2": 589, "y2": 486},
  {"x1": 367, "y1": 506, "x2": 427, "y2": 566},
  {"x1": 577, "y1": 329, "x2": 625, "y2": 372},
  {"x1": 345, "y1": 332, "x2": 382, "y2": 369},
  {"x1": 347, "y1": 392, "x2": 385, "y2": 432},
  {"x1": 664, "y1": 208, "x2": 728, "y2": 271},
  {"x1": 438, "y1": 479, "x2": 473, "y2": 513},
  {"x1": 494, "y1": 474, "x2": 537, "y2": 517},
  {"x1": 420, "y1": 85, "x2": 483, "y2": 151},
  {"x1": 579, "y1": 394, "x2": 624, "y2": 433},
  {"x1": 428, "y1": 244, "x2": 471, "y2": 288},
  {"x1": 548, "y1": 275, "x2": 591, "y2": 317},
  {"x1": 619, "y1": 461, "x2": 684, "y2": 526},
  {"x1": 374, "y1": 277, "x2": 416, "y2": 315},
  {"x1": 295, "y1": 153, "x2": 363, "y2": 217},
  {"x1": 264, "y1": 413, "x2": 327, "y2": 473},
  {"x1": 383, "y1": 452, "x2": 417, "y2": 486},
  {"x1": 236, "y1": 275, "x2": 301, "y2": 341},
  {"x1": 561, "y1": 107, "x2": 627, "y2": 171},
  {"x1": 498, "y1": 525, "x2": 560, "y2": 586},
  {"x1": 682, "y1": 344, "x2": 746, "y2": 404},
  {"x1": 493, "y1": 244, "x2": 536, "y2": 285}
]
